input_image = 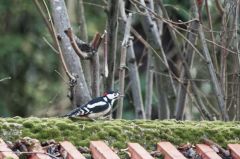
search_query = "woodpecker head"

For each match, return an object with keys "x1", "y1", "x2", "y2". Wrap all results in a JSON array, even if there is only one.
[{"x1": 103, "y1": 90, "x2": 121, "y2": 100}]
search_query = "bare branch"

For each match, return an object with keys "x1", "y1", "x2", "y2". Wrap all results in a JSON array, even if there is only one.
[
  {"x1": 215, "y1": 0, "x2": 225, "y2": 15},
  {"x1": 90, "y1": 32, "x2": 103, "y2": 51},
  {"x1": 0, "y1": 77, "x2": 11, "y2": 82},
  {"x1": 34, "y1": 0, "x2": 56, "y2": 46},
  {"x1": 127, "y1": 39, "x2": 146, "y2": 119},
  {"x1": 103, "y1": 30, "x2": 109, "y2": 78},
  {"x1": 42, "y1": 0, "x2": 75, "y2": 82},
  {"x1": 42, "y1": 37, "x2": 59, "y2": 54},
  {"x1": 205, "y1": 0, "x2": 219, "y2": 73},
  {"x1": 145, "y1": 52, "x2": 154, "y2": 119},
  {"x1": 136, "y1": 0, "x2": 177, "y2": 95},
  {"x1": 106, "y1": 0, "x2": 119, "y2": 90},
  {"x1": 197, "y1": 0, "x2": 229, "y2": 120},
  {"x1": 235, "y1": 0, "x2": 240, "y2": 66},
  {"x1": 130, "y1": 27, "x2": 151, "y2": 48},
  {"x1": 64, "y1": 28, "x2": 92, "y2": 59},
  {"x1": 50, "y1": 0, "x2": 91, "y2": 105},
  {"x1": 117, "y1": 13, "x2": 132, "y2": 119},
  {"x1": 77, "y1": 0, "x2": 88, "y2": 42},
  {"x1": 90, "y1": 33, "x2": 102, "y2": 97},
  {"x1": 77, "y1": 0, "x2": 91, "y2": 90},
  {"x1": 175, "y1": 0, "x2": 202, "y2": 120}
]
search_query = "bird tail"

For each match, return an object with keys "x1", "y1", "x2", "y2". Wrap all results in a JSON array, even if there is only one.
[{"x1": 62, "y1": 107, "x2": 80, "y2": 117}]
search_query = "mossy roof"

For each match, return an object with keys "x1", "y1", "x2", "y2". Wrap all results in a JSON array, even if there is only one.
[{"x1": 1, "y1": 117, "x2": 240, "y2": 150}]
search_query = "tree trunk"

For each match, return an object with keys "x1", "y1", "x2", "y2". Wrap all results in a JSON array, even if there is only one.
[
  {"x1": 91, "y1": 53, "x2": 100, "y2": 98},
  {"x1": 175, "y1": 2, "x2": 199, "y2": 120},
  {"x1": 106, "y1": 0, "x2": 119, "y2": 90},
  {"x1": 139, "y1": 0, "x2": 172, "y2": 119},
  {"x1": 196, "y1": 0, "x2": 229, "y2": 121},
  {"x1": 50, "y1": 0, "x2": 91, "y2": 106},
  {"x1": 76, "y1": 0, "x2": 92, "y2": 92},
  {"x1": 155, "y1": 73, "x2": 170, "y2": 119},
  {"x1": 127, "y1": 40, "x2": 146, "y2": 119},
  {"x1": 117, "y1": 13, "x2": 132, "y2": 119},
  {"x1": 145, "y1": 51, "x2": 154, "y2": 119}
]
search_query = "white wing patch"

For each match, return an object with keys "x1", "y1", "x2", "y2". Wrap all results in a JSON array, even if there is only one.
[
  {"x1": 87, "y1": 101, "x2": 106, "y2": 108},
  {"x1": 103, "y1": 97, "x2": 108, "y2": 102},
  {"x1": 83, "y1": 107, "x2": 90, "y2": 113},
  {"x1": 80, "y1": 109, "x2": 84, "y2": 115}
]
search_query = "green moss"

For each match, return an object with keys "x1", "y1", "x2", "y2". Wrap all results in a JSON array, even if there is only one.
[{"x1": 0, "y1": 117, "x2": 240, "y2": 152}]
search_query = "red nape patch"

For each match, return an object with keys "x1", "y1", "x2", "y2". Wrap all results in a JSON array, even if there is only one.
[{"x1": 103, "y1": 92, "x2": 108, "y2": 96}]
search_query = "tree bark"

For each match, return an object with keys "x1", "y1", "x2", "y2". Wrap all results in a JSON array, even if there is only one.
[
  {"x1": 91, "y1": 52, "x2": 100, "y2": 98},
  {"x1": 155, "y1": 72, "x2": 170, "y2": 119},
  {"x1": 157, "y1": 0, "x2": 211, "y2": 120},
  {"x1": 196, "y1": 0, "x2": 229, "y2": 121},
  {"x1": 76, "y1": 0, "x2": 92, "y2": 92},
  {"x1": 106, "y1": 0, "x2": 119, "y2": 90},
  {"x1": 138, "y1": 0, "x2": 177, "y2": 96},
  {"x1": 117, "y1": 13, "x2": 132, "y2": 119},
  {"x1": 145, "y1": 51, "x2": 154, "y2": 119},
  {"x1": 175, "y1": 2, "x2": 199, "y2": 120},
  {"x1": 205, "y1": 0, "x2": 218, "y2": 73},
  {"x1": 140, "y1": 0, "x2": 172, "y2": 119},
  {"x1": 50, "y1": 0, "x2": 91, "y2": 106},
  {"x1": 127, "y1": 40, "x2": 146, "y2": 119}
]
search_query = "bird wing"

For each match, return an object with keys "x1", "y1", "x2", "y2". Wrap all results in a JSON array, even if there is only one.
[
  {"x1": 84, "y1": 97, "x2": 109, "y2": 114},
  {"x1": 62, "y1": 106, "x2": 86, "y2": 117},
  {"x1": 63, "y1": 97, "x2": 109, "y2": 117}
]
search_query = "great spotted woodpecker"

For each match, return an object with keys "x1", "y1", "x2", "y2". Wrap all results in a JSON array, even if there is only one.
[{"x1": 63, "y1": 91, "x2": 121, "y2": 119}]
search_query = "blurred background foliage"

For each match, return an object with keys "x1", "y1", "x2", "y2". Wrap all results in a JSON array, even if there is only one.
[
  {"x1": 0, "y1": 0, "x2": 108, "y2": 117},
  {"x1": 0, "y1": 0, "x2": 224, "y2": 119}
]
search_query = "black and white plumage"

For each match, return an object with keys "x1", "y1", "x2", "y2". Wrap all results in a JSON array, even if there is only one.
[{"x1": 64, "y1": 91, "x2": 120, "y2": 119}]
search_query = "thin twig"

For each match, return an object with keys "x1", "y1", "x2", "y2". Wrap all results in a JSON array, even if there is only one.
[
  {"x1": 130, "y1": 0, "x2": 198, "y2": 25},
  {"x1": 198, "y1": 0, "x2": 229, "y2": 120},
  {"x1": 160, "y1": 18, "x2": 238, "y2": 55},
  {"x1": 131, "y1": 0, "x2": 238, "y2": 58},
  {"x1": 117, "y1": 13, "x2": 132, "y2": 119},
  {"x1": 130, "y1": 27, "x2": 151, "y2": 48},
  {"x1": 82, "y1": 2, "x2": 107, "y2": 10},
  {"x1": 205, "y1": 0, "x2": 218, "y2": 72},
  {"x1": 77, "y1": 0, "x2": 92, "y2": 91},
  {"x1": 137, "y1": 0, "x2": 177, "y2": 95},
  {"x1": 235, "y1": 0, "x2": 240, "y2": 120},
  {"x1": 42, "y1": 0, "x2": 76, "y2": 81},
  {"x1": 64, "y1": 28, "x2": 92, "y2": 59},
  {"x1": 235, "y1": 0, "x2": 240, "y2": 68},
  {"x1": 42, "y1": 37, "x2": 59, "y2": 54},
  {"x1": 54, "y1": 70, "x2": 68, "y2": 84},
  {"x1": 34, "y1": 0, "x2": 55, "y2": 43},
  {"x1": 0, "y1": 77, "x2": 11, "y2": 82},
  {"x1": 106, "y1": 0, "x2": 119, "y2": 90}
]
